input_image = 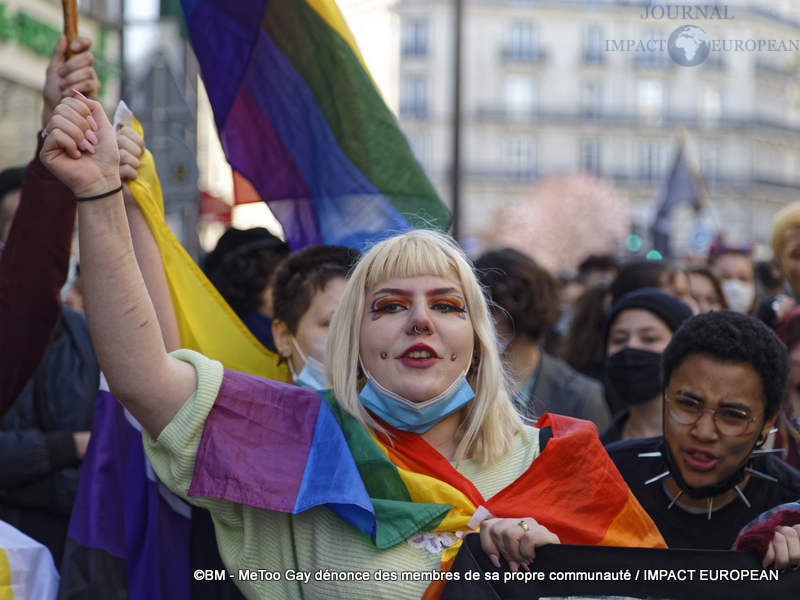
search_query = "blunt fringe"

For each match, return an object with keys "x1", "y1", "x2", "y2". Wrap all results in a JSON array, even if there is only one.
[{"x1": 326, "y1": 230, "x2": 524, "y2": 465}]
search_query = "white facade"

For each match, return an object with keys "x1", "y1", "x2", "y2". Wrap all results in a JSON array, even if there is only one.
[
  {"x1": 0, "y1": 0, "x2": 121, "y2": 166},
  {"x1": 386, "y1": 0, "x2": 800, "y2": 258}
]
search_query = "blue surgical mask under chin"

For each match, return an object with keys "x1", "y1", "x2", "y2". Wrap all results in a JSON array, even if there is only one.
[
  {"x1": 358, "y1": 365, "x2": 475, "y2": 434},
  {"x1": 288, "y1": 338, "x2": 328, "y2": 390}
]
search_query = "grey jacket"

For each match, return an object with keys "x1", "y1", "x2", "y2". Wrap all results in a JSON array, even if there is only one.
[{"x1": 516, "y1": 352, "x2": 611, "y2": 431}]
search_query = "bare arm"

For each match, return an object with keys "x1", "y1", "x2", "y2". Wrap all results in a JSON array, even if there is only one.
[
  {"x1": 40, "y1": 93, "x2": 195, "y2": 437},
  {"x1": 118, "y1": 126, "x2": 180, "y2": 352}
]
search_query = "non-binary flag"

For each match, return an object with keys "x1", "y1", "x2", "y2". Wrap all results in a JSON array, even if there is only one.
[{"x1": 179, "y1": 0, "x2": 451, "y2": 250}]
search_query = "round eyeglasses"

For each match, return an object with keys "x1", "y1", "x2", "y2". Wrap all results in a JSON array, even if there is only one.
[{"x1": 665, "y1": 394, "x2": 760, "y2": 437}]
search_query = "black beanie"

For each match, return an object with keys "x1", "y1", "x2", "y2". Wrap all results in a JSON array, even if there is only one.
[{"x1": 605, "y1": 288, "x2": 693, "y2": 343}]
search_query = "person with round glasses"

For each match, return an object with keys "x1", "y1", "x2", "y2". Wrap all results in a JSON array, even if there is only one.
[{"x1": 607, "y1": 310, "x2": 800, "y2": 560}]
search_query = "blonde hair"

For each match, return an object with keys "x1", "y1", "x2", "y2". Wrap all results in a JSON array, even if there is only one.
[
  {"x1": 326, "y1": 230, "x2": 524, "y2": 465},
  {"x1": 771, "y1": 202, "x2": 800, "y2": 260}
]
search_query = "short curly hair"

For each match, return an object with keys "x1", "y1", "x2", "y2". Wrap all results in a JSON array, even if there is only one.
[
  {"x1": 662, "y1": 310, "x2": 787, "y2": 420},
  {"x1": 271, "y1": 245, "x2": 361, "y2": 333},
  {"x1": 203, "y1": 228, "x2": 290, "y2": 316},
  {"x1": 475, "y1": 248, "x2": 559, "y2": 342}
]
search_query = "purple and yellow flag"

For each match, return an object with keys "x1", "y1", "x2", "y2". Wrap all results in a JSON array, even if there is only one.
[{"x1": 180, "y1": 0, "x2": 450, "y2": 250}]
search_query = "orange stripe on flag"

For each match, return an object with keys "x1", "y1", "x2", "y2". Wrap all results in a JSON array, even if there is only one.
[{"x1": 232, "y1": 171, "x2": 263, "y2": 205}]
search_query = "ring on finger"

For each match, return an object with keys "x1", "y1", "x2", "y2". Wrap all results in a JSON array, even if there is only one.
[{"x1": 518, "y1": 520, "x2": 529, "y2": 533}]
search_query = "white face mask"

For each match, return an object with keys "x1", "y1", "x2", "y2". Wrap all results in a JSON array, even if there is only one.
[{"x1": 721, "y1": 279, "x2": 755, "y2": 314}]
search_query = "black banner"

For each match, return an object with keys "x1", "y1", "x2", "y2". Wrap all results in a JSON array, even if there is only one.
[{"x1": 441, "y1": 533, "x2": 799, "y2": 599}]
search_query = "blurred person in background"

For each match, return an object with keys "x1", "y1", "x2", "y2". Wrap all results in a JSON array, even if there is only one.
[
  {"x1": 610, "y1": 259, "x2": 697, "y2": 312},
  {"x1": 776, "y1": 306, "x2": 800, "y2": 469},
  {"x1": 271, "y1": 245, "x2": 361, "y2": 390},
  {"x1": 708, "y1": 242, "x2": 757, "y2": 314},
  {"x1": 577, "y1": 253, "x2": 619, "y2": 288},
  {"x1": 600, "y1": 289, "x2": 693, "y2": 444},
  {"x1": 755, "y1": 258, "x2": 785, "y2": 304},
  {"x1": 756, "y1": 203, "x2": 800, "y2": 330},
  {"x1": 685, "y1": 266, "x2": 727, "y2": 314},
  {"x1": 203, "y1": 226, "x2": 290, "y2": 351},
  {"x1": 476, "y1": 249, "x2": 610, "y2": 430},
  {"x1": 560, "y1": 283, "x2": 611, "y2": 385}
]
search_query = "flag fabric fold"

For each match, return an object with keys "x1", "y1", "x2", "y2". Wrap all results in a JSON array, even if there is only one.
[
  {"x1": 180, "y1": 0, "x2": 451, "y2": 250},
  {"x1": 189, "y1": 368, "x2": 667, "y2": 593}
]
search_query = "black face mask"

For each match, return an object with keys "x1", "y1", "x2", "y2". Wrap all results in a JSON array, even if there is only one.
[{"x1": 604, "y1": 348, "x2": 663, "y2": 407}]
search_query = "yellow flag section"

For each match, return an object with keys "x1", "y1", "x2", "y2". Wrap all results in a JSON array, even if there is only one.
[
  {"x1": 0, "y1": 520, "x2": 59, "y2": 600},
  {"x1": 121, "y1": 106, "x2": 290, "y2": 382}
]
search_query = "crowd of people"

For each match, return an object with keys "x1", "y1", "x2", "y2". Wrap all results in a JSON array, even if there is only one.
[{"x1": 1, "y1": 33, "x2": 800, "y2": 600}]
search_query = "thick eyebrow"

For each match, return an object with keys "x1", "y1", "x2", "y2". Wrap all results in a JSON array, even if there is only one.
[
  {"x1": 371, "y1": 288, "x2": 411, "y2": 298},
  {"x1": 674, "y1": 389, "x2": 751, "y2": 411},
  {"x1": 426, "y1": 287, "x2": 463, "y2": 297}
]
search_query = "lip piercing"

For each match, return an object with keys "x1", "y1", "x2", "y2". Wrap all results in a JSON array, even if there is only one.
[
  {"x1": 450, "y1": 354, "x2": 457, "y2": 361},
  {"x1": 380, "y1": 352, "x2": 388, "y2": 359}
]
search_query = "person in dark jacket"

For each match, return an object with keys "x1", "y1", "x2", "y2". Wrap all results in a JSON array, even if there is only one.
[
  {"x1": 0, "y1": 34, "x2": 101, "y2": 566},
  {"x1": 0, "y1": 306, "x2": 98, "y2": 567},
  {"x1": 607, "y1": 311, "x2": 800, "y2": 555},
  {"x1": 476, "y1": 248, "x2": 610, "y2": 430}
]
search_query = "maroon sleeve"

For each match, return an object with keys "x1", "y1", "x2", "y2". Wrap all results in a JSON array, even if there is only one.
[{"x1": 0, "y1": 133, "x2": 76, "y2": 419}]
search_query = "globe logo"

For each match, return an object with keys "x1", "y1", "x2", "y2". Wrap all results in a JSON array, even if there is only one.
[{"x1": 668, "y1": 25, "x2": 710, "y2": 66}]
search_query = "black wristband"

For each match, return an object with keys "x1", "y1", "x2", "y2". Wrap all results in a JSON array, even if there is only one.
[{"x1": 75, "y1": 183, "x2": 124, "y2": 202}]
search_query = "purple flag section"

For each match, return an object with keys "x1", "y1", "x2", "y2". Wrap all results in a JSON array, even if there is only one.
[
  {"x1": 188, "y1": 370, "x2": 374, "y2": 534},
  {"x1": 60, "y1": 386, "x2": 191, "y2": 600}
]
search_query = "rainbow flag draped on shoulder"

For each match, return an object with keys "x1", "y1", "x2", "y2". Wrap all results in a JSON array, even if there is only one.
[
  {"x1": 179, "y1": 0, "x2": 450, "y2": 250},
  {"x1": 189, "y1": 370, "x2": 666, "y2": 597}
]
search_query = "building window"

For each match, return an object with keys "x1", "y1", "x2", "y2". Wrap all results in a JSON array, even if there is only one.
[
  {"x1": 583, "y1": 25, "x2": 604, "y2": 63},
  {"x1": 505, "y1": 74, "x2": 537, "y2": 117},
  {"x1": 581, "y1": 82, "x2": 603, "y2": 118},
  {"x1": 636, "y1": 28, "x2": 667, "y2": 66},
  {"x1": 505, "y1": 22, "x2": 540, "y2": 60},
  {"x1": 407, "y1": 132, "x2": 431, "y2": 170},
  {"x1": 400, "y1": 74, "x2": 428, "y2": 117},
  {"x1": 80, "y1": 0, "x2": 123, "y2": 21},
  {"x1": 700, "y1": 86, "x2": 721, "y2": 125},
  {"x1": 505, "y1": 137, "x2": 536, "y2": 180},
  {"x1": 401, "y1": 19, "x2": 428, "y2": 58},
  {"x1": 637, "y1": 79, "x2": 664, "y2": 122},
  {"x1": 701, "y1": 143, "x2": 719, "y2": 185},
  {"x1": 581, "y1": 139, "x2": 601, "y2": 174},
  {"x1": 639, "y1": 141, "x2": 663, "y2": 182}
]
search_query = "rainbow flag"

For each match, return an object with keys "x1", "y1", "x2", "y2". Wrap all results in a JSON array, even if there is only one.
[
  {"x1": 190, "y1": 369, "x2": 666, "y2": 597},
  {"x1": 179, "y1": 0, "x2": 450, "y2": 250}
]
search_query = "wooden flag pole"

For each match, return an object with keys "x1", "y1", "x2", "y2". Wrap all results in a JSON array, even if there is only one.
[{"x1": 62, "y1": 0, "x2": 78, "y2": 57}]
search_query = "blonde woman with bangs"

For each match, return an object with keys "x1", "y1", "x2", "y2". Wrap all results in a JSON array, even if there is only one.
[
  {"x1": 40, "y1": 95, "x2": 665, "y2": 600},
  {"x1": 326, "y1": 230, "x2": 522, "y2": 465}
]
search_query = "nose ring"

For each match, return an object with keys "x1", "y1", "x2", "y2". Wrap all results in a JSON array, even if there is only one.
[{"x1": 411, "y1": 324, "x2": 430, "y2": 335}]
